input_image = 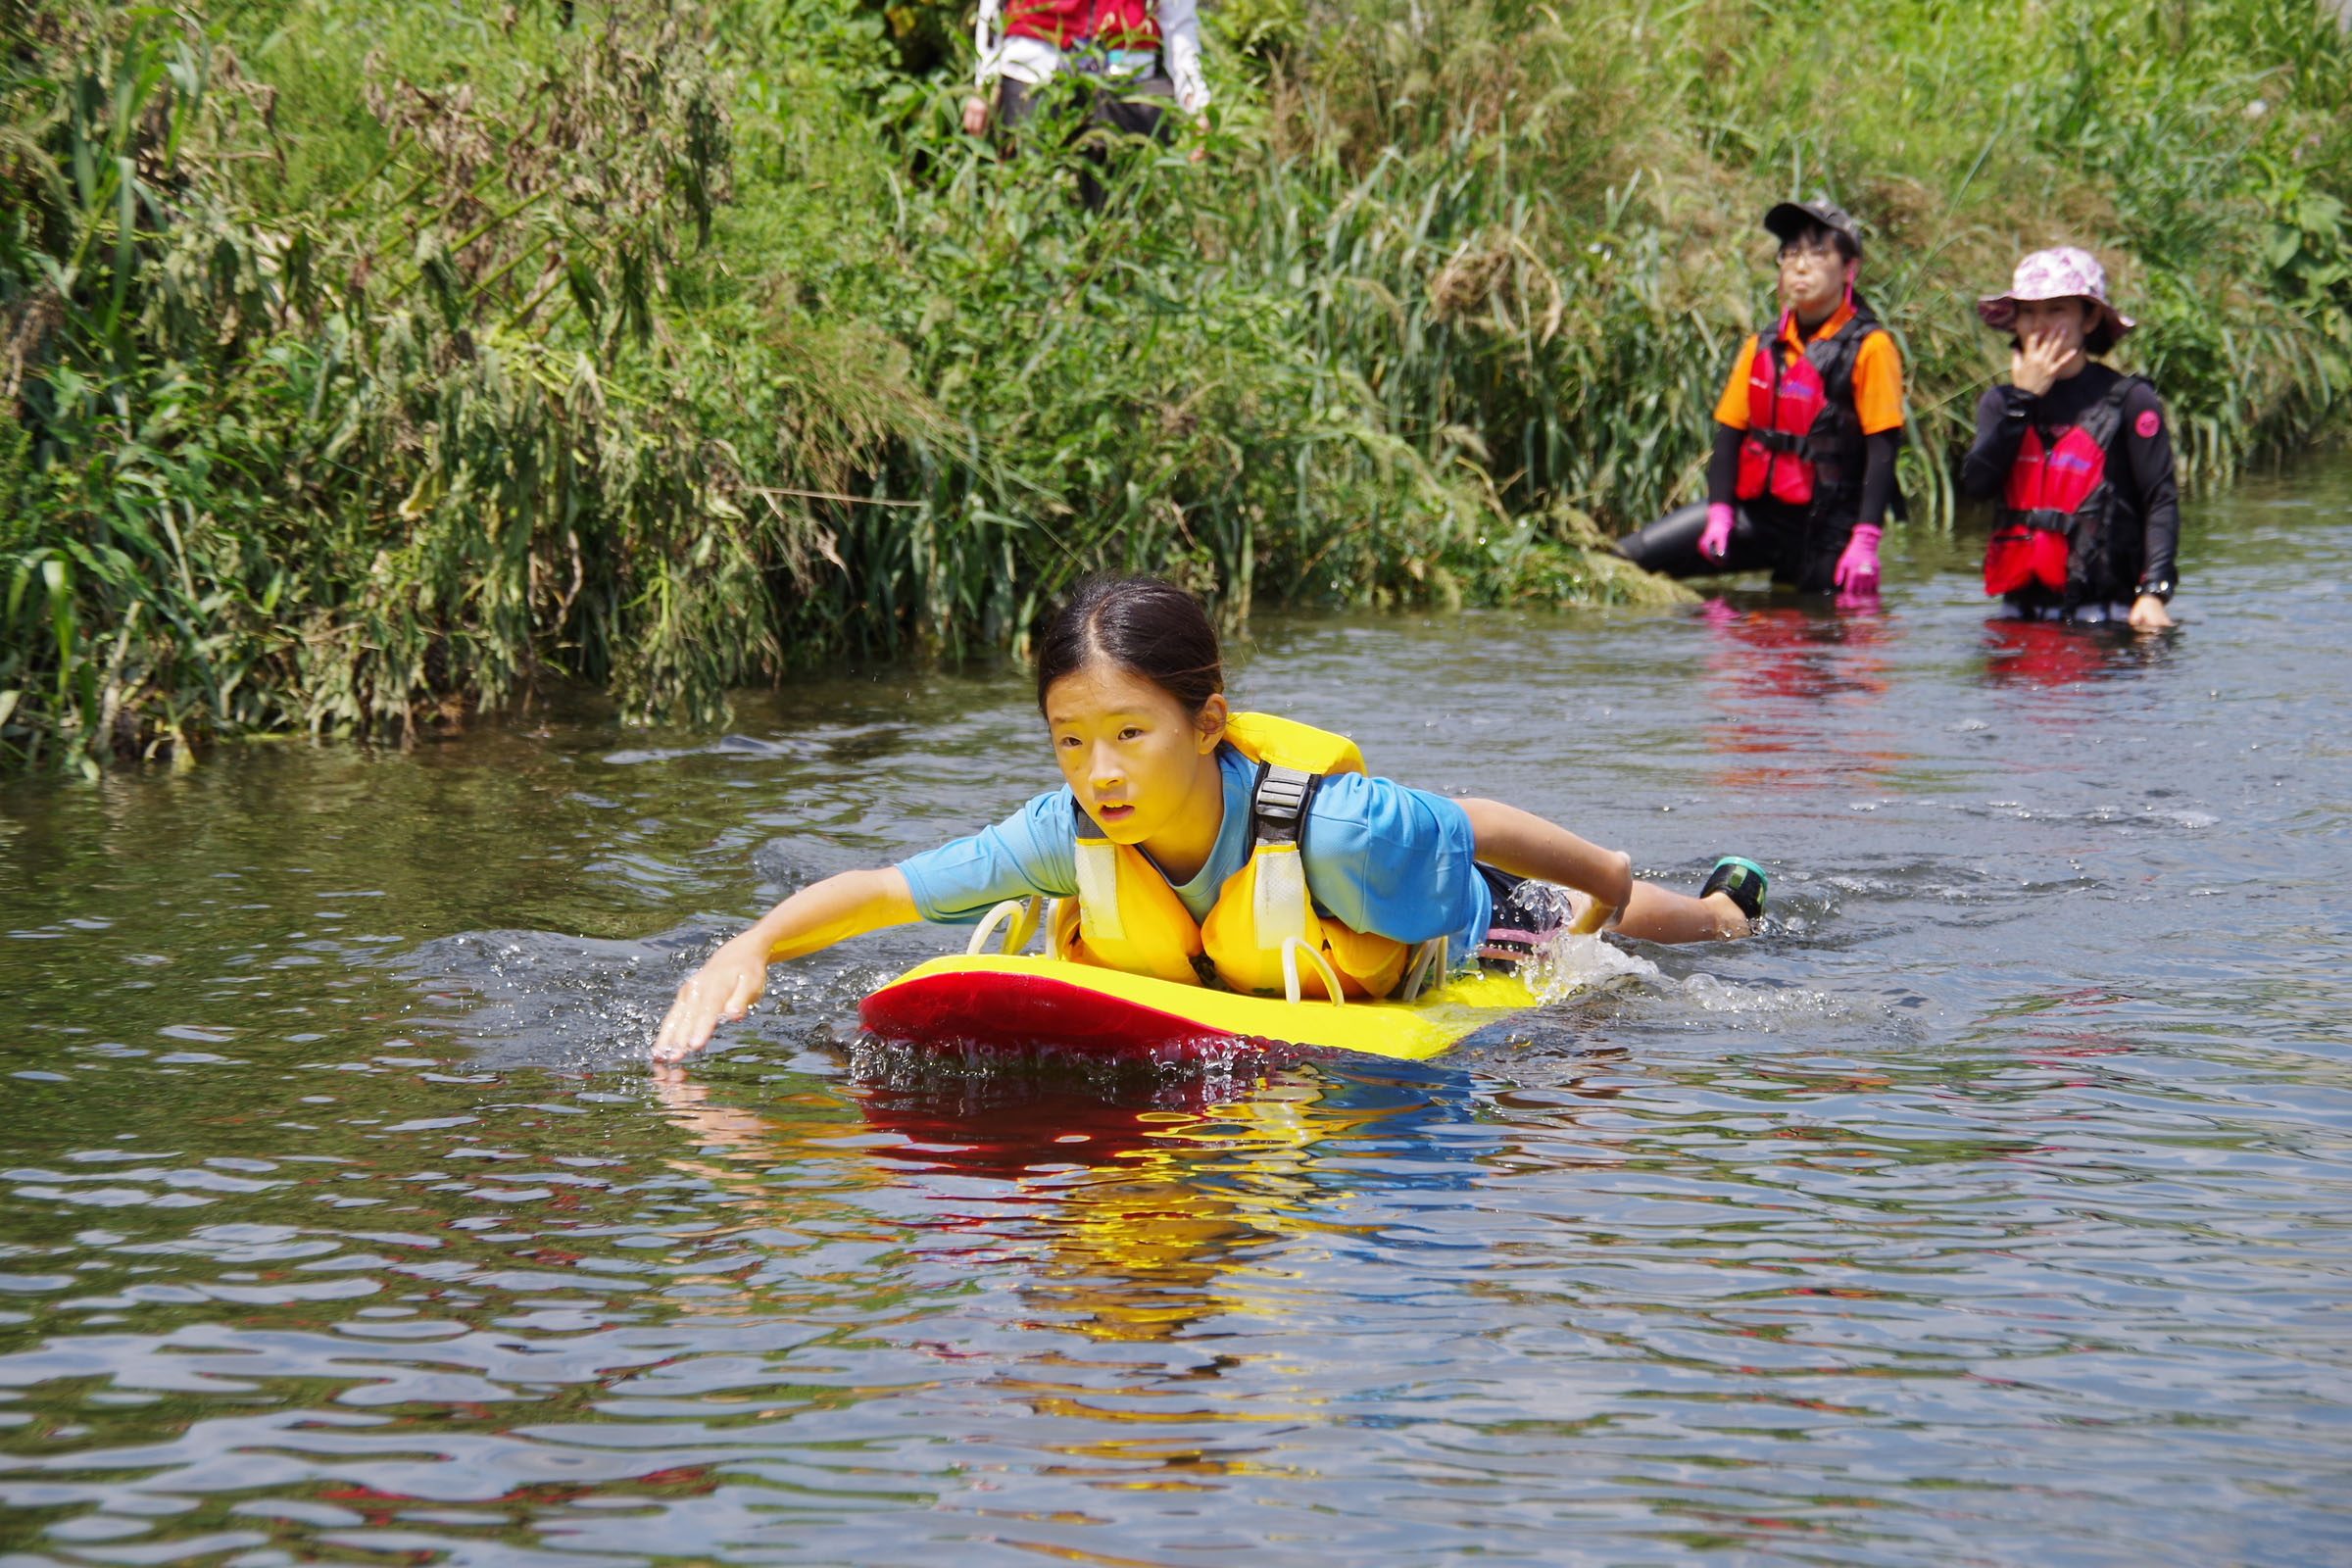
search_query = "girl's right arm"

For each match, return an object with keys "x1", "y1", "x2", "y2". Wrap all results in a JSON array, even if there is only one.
[
  {"x1": 652, "y1": 868, "x2": 918, "y2": 1063},
  {"x1": 1958, "y1": 384, "x2": 2029, "y2": 500}
]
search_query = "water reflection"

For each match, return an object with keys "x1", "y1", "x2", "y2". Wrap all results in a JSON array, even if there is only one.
[
  {"x1": 1979, "y1": 614, "x2": 2175, "y2": 691},
  {"x1": 1695, "y1": 599, "x2": 1904, "y2": 791},
  {"x1": 654, "y1": 1057, "x2": 1492, "y2": 1356}
]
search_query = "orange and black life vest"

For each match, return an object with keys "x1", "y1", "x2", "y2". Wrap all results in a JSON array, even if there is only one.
[
  {"x1": 1983, "y1": 377, "x2": 2142, "y2": 598},
  {"x1": 1735, "y1": 301, "x2": 1879, "y2": 519}
]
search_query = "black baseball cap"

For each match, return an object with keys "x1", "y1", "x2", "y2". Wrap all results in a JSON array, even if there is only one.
[{"x1": 1764, "y1": 200, "x2": 1861, "y2": 258}]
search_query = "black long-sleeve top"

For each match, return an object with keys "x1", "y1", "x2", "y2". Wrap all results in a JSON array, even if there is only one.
[
  {"x1": 1707, "y1": 424, "x2": 1899, "y2": 532},
  {"x1": 1959, "y1": 366, "x2": 2180, "y2": 601}
]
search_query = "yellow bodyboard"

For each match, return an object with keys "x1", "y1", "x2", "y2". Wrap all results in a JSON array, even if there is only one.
[{"x1": 859, "y1": 953, "x2": 1537, "y2": 1062}]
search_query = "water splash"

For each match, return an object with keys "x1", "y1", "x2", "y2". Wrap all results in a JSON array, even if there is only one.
[{"x1": 1520, "y1": 930, "x2": 1665, "y2": 1002}]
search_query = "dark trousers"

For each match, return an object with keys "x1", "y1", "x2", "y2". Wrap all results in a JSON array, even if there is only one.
[
  {"x1": 998, "y1": 74, "x2": 1173, "y2": 210},
  {"x1": 1613, "y1": 501, "x2": 1853, "y2": 595}
]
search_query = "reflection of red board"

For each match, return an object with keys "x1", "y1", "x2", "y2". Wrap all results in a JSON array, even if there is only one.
[{"x1": 858, "y1": 955, "x2": 1535, "y2": 1063}]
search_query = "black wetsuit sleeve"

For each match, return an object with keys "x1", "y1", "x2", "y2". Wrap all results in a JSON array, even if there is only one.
[
  {"x1": 1959, "y1": 384, "x2": 2034, "y2": 500},
  {"x1": 1706, "y1": 421, "x2": 1741, "y2": 508},
  {"x1": 2122, "y1": 383, "x2": 2180, "y2": 596},
  {"x1": 1858, "y1": 428, "x2": 1899, "y2": 527}
]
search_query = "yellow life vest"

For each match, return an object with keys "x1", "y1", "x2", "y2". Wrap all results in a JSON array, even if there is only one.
[{"x1": 1047, "y1": 712, "x2": 1419, "y2": 1002}]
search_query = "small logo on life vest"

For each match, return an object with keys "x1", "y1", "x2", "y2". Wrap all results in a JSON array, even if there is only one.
[{"x1": 2134, "y1": 409, "x2": 2161, "y2": 439}]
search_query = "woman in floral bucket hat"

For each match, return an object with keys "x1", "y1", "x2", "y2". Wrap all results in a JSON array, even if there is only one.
[{"x1": 1961, "y1": 246, "x2": 2179, "y2": 630}]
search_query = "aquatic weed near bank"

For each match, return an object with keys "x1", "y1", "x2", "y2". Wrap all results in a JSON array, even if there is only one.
[
  {"x1": 4, "y1": 0, "x2": 2351, "y2": 771},
  {"x1": 0, "y1": 0, "x2": 881, "y2": 771}
]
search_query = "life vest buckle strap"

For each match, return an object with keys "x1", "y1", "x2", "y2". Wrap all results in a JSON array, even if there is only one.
[
  {"x1": 1251, "y1": 842, "x2": 1313, "y2": 949},
  {"x1": 1073, "y1": 839, "x2": 1126, "y2": 942},
  {"x1": 1058, "y1": 714, "x2": 1412, "y2": 1002},
  {"x1": 1250, "y1": 762, "x2": 1315, "y2": 846}
]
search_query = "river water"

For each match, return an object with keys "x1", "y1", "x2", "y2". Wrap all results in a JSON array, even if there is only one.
[{"x1": 3, "y1": 461, "x2": 2349, "y2": 1566}]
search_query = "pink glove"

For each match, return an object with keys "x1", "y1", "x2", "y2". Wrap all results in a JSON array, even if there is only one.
[
  {"x1": 1833, "y1": 523, "x2": 1883, "y2": 598},
  {"x1": 1697, "y1": 503, "x2": 1736, "y2": 562}
]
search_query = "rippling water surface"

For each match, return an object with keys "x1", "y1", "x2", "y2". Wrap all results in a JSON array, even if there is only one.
[{"x1": 4, "y1": 464, "x2": 2350, "y2": 1566}]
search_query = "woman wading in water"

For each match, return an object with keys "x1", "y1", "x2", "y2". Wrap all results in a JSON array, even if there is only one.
[
  {"x1": 653, "y1": 577, "x2": 1772, "y2": 1062},
  {"x1": 1614, "y1": 200, "x2": 1906, "y2": 604},
  {"x1": 1965, "y1": 247, "x2": 2180, "y2": 630}
]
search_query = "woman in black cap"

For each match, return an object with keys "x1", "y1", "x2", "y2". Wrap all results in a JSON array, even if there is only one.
[{"x1": 1615, "y1": 201, "x2": 1906, "y2": 604}]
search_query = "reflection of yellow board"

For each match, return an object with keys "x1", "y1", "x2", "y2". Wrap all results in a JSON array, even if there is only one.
[{"x1": 858, "y1": 954, "x2": 1537, "y2": 1063}]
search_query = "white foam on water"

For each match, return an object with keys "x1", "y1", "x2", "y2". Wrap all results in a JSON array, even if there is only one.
[
  {"x1": 1521, "y1": 932, "x2": 1665, "y2": 1003},
  {"x1": 1675, "y1": 970, "x2": 1844, "y2": 1017},
  {"x1": 1523, "y1": 933, "x2": 1844, "y2": 1020}
]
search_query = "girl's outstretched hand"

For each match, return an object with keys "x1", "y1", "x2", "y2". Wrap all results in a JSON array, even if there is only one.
[
  {"x1": 653, "y1": 935, "x2": 771, "y2": 1063},
  {"x1": 647, "y1": 868, "x2": 920, "y2": 1065}
]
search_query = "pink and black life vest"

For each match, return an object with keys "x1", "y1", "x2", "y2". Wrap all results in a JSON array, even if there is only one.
[
  {"x1": 1734, "y1": 302, "x2": 1877, "y2": 521},
  {"x1": 1004, "y1": 0, "x2": 1160, "y2": 49},
  {"x1": 1983, "y1": 378, "x2": 2142, "y2": 598}
]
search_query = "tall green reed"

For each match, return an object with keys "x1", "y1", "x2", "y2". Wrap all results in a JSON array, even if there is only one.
[{"x1": 1, "y1": 0, "x2": 914, "y2": 768}]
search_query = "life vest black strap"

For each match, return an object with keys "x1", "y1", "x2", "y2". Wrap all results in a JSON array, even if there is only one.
[
  {"x1": 1250, "y1": 761, "x2": 1317, "y2": 848},
  {"x1": 1800, "y1": 312, "x2": 1873, "y2": 416}
]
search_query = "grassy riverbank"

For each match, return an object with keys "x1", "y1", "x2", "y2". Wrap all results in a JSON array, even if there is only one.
[{"x1": 5, "y1": 0, "x2": 2350, "y2": 768}]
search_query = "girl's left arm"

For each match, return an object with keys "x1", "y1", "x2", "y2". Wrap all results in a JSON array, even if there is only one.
[
  {"x1": 1958, "y1": 385, "x2": 2029, "y2": 500},
  {"x1": 1457, "y1": 799, "x2": 1636, "y2": 932}
]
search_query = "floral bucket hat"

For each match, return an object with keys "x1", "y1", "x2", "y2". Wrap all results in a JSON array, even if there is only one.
[{"x1": 1977, "y1": 246, "x2": 2135, "y2": 339}]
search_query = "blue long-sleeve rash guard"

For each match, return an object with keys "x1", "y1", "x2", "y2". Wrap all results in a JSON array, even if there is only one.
[{"x1": 896, "y1": 746, "x2": 1493, "y2": 968}]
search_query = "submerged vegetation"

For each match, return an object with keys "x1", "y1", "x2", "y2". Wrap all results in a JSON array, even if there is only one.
[{"x1": 4, "y1": 0, "x2": 2350, "y2": 768}]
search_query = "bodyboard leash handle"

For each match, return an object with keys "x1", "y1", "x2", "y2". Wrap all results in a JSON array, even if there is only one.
[
  {"x1": 1280, "y1": 936, "x2": 1348, "y2": 1007},
  {"x1": 964, "y1": 896, "x2": 1044, "y2": 956},
  {"x1": 1399, "y1": 937, "x2": 1446, "y2": 1002}
]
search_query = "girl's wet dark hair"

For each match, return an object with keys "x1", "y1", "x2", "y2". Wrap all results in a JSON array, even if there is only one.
[{"x1": 1035, "y1": 574, "x2": 1224, "y2": 714}]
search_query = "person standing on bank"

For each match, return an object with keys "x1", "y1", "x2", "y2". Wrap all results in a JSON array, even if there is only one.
[
  {"x1": 1963, "y1": 247, "x2": 2179, "y2": 631},
  {"x1": 1614, "y1": 201, "x2": 1905, "y2": 604},
  {"x1": 961, "y1": 0, "x2": 1211, "y2": 205}
]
